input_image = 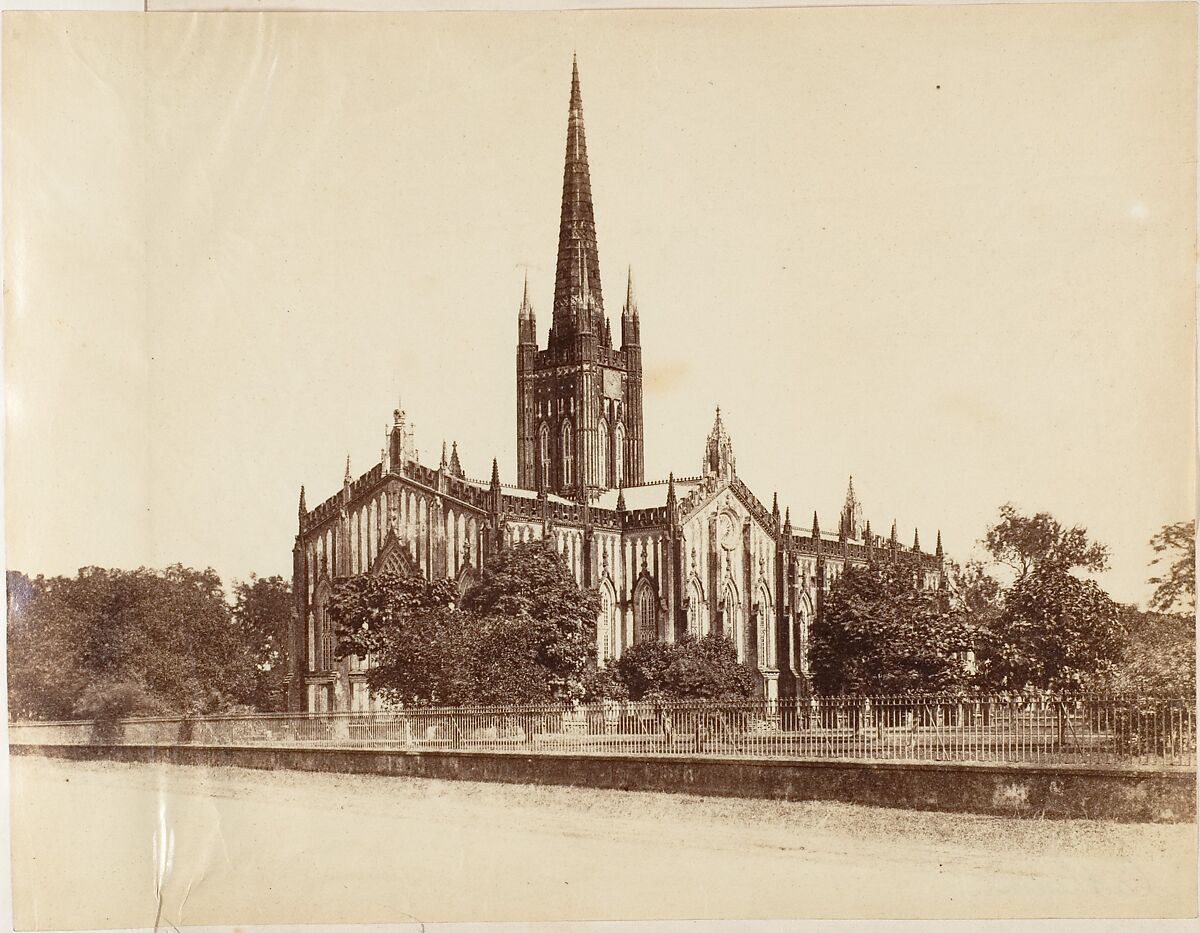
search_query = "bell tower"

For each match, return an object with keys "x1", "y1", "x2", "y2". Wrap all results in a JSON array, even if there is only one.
[{"x1": 516, "y1": 56, "x2": 645, "y2": 497}]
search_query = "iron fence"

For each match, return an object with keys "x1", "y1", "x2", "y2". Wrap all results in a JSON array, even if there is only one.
[{"x1": 8, "y1": 694, "x2": 1196, "y2": 768}]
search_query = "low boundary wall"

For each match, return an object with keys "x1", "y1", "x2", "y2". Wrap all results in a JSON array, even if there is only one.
[{"x1": 12, "y1": 742, "x2": 1195, "y2": 823}]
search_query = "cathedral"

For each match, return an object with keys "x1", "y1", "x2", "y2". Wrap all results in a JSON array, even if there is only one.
[{"x1": 287, "y1": 59, "x2": 946, "y2": 713}]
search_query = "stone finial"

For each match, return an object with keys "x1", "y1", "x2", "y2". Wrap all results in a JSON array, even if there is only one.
[
  {"x1": 298, "y1": 485, "x2": 307, "y2": 521},
  {"x1": 913, "y1": 528, "x2": 921, "y2": 552},
  {"x1": 935, "y1": 529, "x2": 944, "y2": 559},
  {"x1": 343, "y1": 455, "x2": 351, "y2": 485}
]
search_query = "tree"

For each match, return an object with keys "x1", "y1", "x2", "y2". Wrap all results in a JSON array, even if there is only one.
[
  {"x1": 329, "y1": 571, "x2": 461, "y2": 706},
  {"x1": 615, "y1": 635, "x2": 756, "y2": 701},
  {"x1": 808, "y1": 560, "x2": 973, "y2": 695},
  {"x1": 975, "y1": 565, "x2": 1123, "y2": 692},
  {"x1": 983, "y1": 504, "x2": 1109, "y2": 579},
  {"x1": 332, "y1": 542, "x2": 602, "y2": 706},
  {"x1": 230, "y1": 575, "x2": 294, "y2": 711},
  {"x1": 72, "y1": 680, "x2": 169, "y2": 742},
  {"x1": 1148, "y1": 520, "x2": 1195, "y2": 614},
  {"x1": 7, "y1": 565, "x2": 257, "y2": 719},
  {"x1": 460, "y1": 542, "x2": 600, "y2": 697},
  {"x1": 1102, "y1": 606, "x2": 1195, "y2": 695}
]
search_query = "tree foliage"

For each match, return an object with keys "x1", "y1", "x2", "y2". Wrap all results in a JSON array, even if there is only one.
[
  {"x1": 461, "y1": 542, "x2": 600, "y2": 692},
  {"x1": 230, "y1": 574, "x2": 294, "y2": 711},
  {"x1": 983, "y1": 504, "x2": 1109, "y2": 578},
  {"x1": 1148, "y1": 519, "x2": 1196, "y2": 614},
  {"x1": 1101, "y1": 606, "x2": 1196, "y2": 695},
  {"x1": 6, "y1": 565, "x2": 266, "y2": 719},
  {"x1": 332, "y1": 542, "x2": 600, "y2": 706},
  {"x1": 974, "y1": 565, "x2": 1123, "y2": 692},
  {"x1": 615, "y1": 634, "x2": 756, "y2": 701},
  {"x1": 808, "y1": 560, "x2": 973, "y2": 695}
]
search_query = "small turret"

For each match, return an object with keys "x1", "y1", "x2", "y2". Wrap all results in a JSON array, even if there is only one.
[
  {"x1": 913, "y1": 528, "x2": 921, "y2": 552},
  {"x1": 703, "y1": 406, "x2": 736, "y2": 479},
  {"x1": 439, "y1": 441, "x2": 448, "y2": 472},
  {"x1": 783, "y1": 507, "x2": 792, "y2": 536},
  {"x1": 343, "y1": 455, "x2": 352, "y2": 486},
  {"x1": 517, "y1": 271, "x2": 537, "y2": 346},
  {"x1": 616, "y1": 482, "x2": 626, "y2": 512},
  {"x1": 935, "y1": 529, "x2": 944, "y2": 559},
  {"x1": 621, "y1": 266, "x2": 641, "y2": 348},
  {"x1": 667, "y1": 471, "x2": 677, "y2": 509},
  {"x1": 839, "y1": 475, "x2": 864, "y2": 540},
  {"x1": 490, "y1": 457, "x2": 501, "y2": 492},
  {"x1": 812, "y1": 510, "x2": 820, "y2": 538},
  {"x1": 771, "y1": 492, "x2": 780, "y2": 525},
  {"x1": 890, "y1": 519, "x2": 898, "y2": 547}
]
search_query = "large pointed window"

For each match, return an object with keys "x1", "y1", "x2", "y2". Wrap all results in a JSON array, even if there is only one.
[
  {"x1": 599, "y1": 580, "x2": 618, "y2": 664},
  {"x1": 634, "y1": 579, "x2": 657, "y2": 644},
  {"x1": 539, "y1": 423, "x2": 551, "y2": 489},
  {"x1": 561, "y1": 420, "x2": 574, "y2": 488},
  {"x1": 597, "y1": 419, "x2": 610, "y2": 489},
  {"x1": 614, "y1": 423, "x2": 625, "y2": 487},
  {"x1": 687, "y1": 580, "x2": 704, "y2": 637}
]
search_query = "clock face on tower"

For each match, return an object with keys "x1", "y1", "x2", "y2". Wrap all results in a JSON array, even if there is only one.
[{"x1": 718, "y1": 512, "x2": 739, "y2": 551}]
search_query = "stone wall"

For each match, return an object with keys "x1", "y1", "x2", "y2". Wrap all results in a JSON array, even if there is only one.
[{"x1": 12, "y1": 744, "x2": 1194, "y2": 823}]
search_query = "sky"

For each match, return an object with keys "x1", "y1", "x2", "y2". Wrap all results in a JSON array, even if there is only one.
[{"x1": 4, "y1": 6, "x2": 1196, "y2": 606}]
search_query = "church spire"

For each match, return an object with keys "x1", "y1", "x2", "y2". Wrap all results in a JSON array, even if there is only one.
[{"x1": 552, "y1": 55, "x2": 604, "y2": 342}]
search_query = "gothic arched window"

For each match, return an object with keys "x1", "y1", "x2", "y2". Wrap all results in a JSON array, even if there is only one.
[
  {"x1": 634, "y1": 580, "x2": 657, "y2": 644},
  {"x1": 538, "y1": 423, "x2": 551, "y2": 489},
  {"x1": 724, "y1": 582, "x2": 740, "y2": 660},
  {"x1": 597, "y1": 419, "x2": 610, "y2": 488},
  {"x1": 599, "y1": 581, "x2": 617, "y2": 663},
  {"x1": 614, "y1": 423, "x2": 625, "y2": 487},
  {"x1": 796, "y1": 601, "x2": 811, "y2": 673},
  {"x1": 561, "y1": 420, "x2": 574, "y2": 488},
  {"x1": 687, "y1": 579, "x2": 704, "y2": 637},
  {"x1": 756, "y1": 583, "x2": 773, "y2": 669}
]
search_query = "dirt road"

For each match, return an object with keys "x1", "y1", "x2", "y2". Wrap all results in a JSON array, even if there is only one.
[{"x1": 8, "y1": 754, "x2": 1196, "y2": 928}]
